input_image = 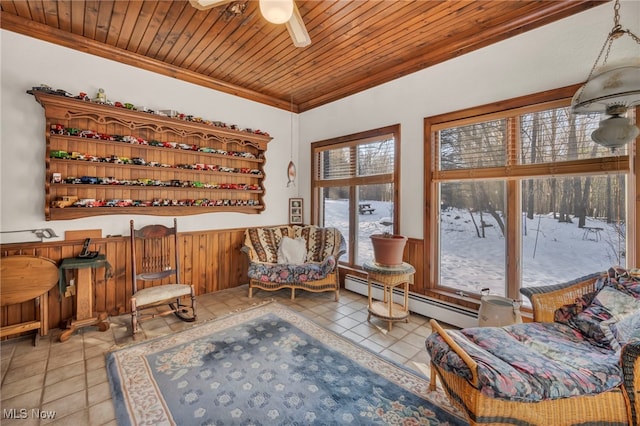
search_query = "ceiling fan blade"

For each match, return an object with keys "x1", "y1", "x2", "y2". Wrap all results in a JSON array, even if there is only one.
[
  {"x1": 189, "y1": 0, "x2": 234, "y2": 11},
  {"x1": 286, "y1": 2, "x2": 311, "y2": 47}
]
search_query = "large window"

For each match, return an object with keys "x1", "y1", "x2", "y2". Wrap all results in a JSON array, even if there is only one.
[
  {"x1": 312, "y1": 125, "x2": 400, "y2": 267},
  {"x1": 426, "y1": 89, "x2": 635, "y2": 301}
]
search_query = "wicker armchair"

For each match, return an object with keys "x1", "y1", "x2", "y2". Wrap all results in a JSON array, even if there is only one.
[
  {"x1": 427, "y1": 273, "x2": 640, "y2": 426},
  {"x1": 241, "y1": 225, "x2": 346, "y2": 301}
]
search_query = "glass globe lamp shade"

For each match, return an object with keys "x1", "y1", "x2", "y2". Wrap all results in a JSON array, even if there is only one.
[
  {"x1": 591, "y1": 114, "x2": 640, "y2": 150},
  {"x1": 259, "y1": 0, "x2": 294, "y2": 24},
  {"x1": 572, "y1": 65, "x2": 640, "y2": 114}
]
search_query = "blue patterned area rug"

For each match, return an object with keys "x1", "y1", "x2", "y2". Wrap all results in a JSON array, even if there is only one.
[{"x1": 106, "y1": 302, "x2": 467, "y2": 425}]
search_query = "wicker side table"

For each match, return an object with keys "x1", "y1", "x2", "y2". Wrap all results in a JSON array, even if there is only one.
[{"x1": 363, "y1": 261, "x2": 415, "y2": 331}]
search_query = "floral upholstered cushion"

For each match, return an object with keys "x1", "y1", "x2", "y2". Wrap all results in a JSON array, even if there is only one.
[
  {"x1": 425, "y1": 322, "x2": 622, "y2": 402},
  {"x1": 247, "y1": 256, "x2": 337, "y2": 283}
]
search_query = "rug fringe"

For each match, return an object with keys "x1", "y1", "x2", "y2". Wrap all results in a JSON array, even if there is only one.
[{"x1": 223, "y1": 298, "x2": 278, "y2": 316}]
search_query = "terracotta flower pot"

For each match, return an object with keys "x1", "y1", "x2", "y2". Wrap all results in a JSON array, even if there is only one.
[{"x1": 370, "y1": 234, "x2": 407, "y2": 267}]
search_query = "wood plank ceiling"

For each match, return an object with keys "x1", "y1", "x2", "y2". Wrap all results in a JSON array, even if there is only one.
[{"x1": 0, "y1": 0, "x2": 603, "y2": 112}]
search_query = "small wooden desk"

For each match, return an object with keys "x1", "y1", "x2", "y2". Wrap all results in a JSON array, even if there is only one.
[
  {"x1": 59, "y1": 255, "x2": 110, "y2": 342},
  {"x1": 363, "y1": 261, "x2": 415, "y2": 331},
  {"x1": 1, "y1": 256, "x2": 59, "y2": 345}
]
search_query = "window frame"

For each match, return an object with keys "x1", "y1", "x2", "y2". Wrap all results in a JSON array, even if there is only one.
[
  {"x1": 311, "y1": 124, "x2": 401, "y2": 267},
  {"x1": 424, "y1": 84, "x2": 638, "y2": 302}
]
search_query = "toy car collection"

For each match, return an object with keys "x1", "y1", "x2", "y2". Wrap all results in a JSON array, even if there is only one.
[
  {"x1": 50, "y1": 124, "x2": 263, "y2": 157},
  {"x1": 37, "y1": 86, "x2": 268, "y2": 215},
  {"x1": 49, "y1": 143, "x2": 262, "y2": 177},
  {"x1": 31, "y1": 84, "x2": 270, "y2": 137},
  {"x1": 62, "y1": 197, "x2": 258, "y2": 208}
]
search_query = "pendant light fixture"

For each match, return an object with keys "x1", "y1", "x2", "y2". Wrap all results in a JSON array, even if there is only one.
[{"x1": 571, "y1": 0, "x2": 640, "y2": 151}]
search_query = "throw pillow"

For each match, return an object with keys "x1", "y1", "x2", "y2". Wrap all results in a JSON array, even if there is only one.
[
  {"x1": 606, "y1": 266, "x2": 640, "y2": 300},
  {"x1": 567, "y1": 285, "x2": 640, "y2": 348},
  {"x1": 595, "y1": 285, "x2": 640, "y2": 316},
  {"x1": 277, "y1": 237, "x2": 307, "y2": 265},
  {"x1": 601, "y1": 310, "x2": 640, "y2": 351},
  {"x1": 554, "y1": 290, "x2": 597, "y2": 324}
]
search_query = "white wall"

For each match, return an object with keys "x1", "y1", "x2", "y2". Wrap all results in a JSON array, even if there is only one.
[
  {"x1": 1, "y1": 1, "x2": 638, "y2": 243},
  {"x1": 299, "y1": 1, "x2": 640, "y2": 239},
  {"x1": 0, "y1": 31, "x2": 302, "y2": 243}
]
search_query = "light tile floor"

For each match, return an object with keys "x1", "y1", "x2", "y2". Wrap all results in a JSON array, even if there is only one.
[{"x1": 1, "y1": 285, "x2": 437, "y2": 426}]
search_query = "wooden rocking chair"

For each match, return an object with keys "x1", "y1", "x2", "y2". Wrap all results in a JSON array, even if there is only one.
[{"x1": 129, "y1": 218, "x2": 196, "y2": 335}]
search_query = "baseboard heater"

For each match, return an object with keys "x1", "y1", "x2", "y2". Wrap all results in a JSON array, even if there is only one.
[{"x1": 344, "y1": 274, "x2": 479, "y2": 329}]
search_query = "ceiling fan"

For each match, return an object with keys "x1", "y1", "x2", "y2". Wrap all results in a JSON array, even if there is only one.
[{"x1": 189, "y1": 0, "x2": 311, "y2": 47}]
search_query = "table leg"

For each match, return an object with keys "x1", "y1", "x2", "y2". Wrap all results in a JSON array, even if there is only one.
[
  {"x1": 387, "y1": 285, "x2": 394, "y2": 331},
  {"x1": 75, "y1": 268, "x2": 92, "y2": 321},
  {"x1": 404, "y1": 281, "x2": 410, "y2": 323},
  {"x1": 60, "y1": 267, "x2": 109, "y2": 342},
  {"x1": 40, "y1": 293, "x2": 48, "y2": 336},
  {"x1": 367, "y1": 278, "x2": 372, "y2": 322},
  {"x1": 404, "y1": 281, "x2": 409, "y2": 310}
]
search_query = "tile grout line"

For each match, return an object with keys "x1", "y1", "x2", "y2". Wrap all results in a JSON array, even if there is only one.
[{"x1": 39, "y1": 335, "x2": 53, "y2": 426}]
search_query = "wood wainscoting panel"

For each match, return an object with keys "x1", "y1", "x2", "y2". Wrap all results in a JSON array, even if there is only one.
[
  {"x1": 405, "y1": 237, "x2": 424, "y2": 294},
  {"x1": 1, "y1": 227, "x2": 250, "y2": 338},
  {"x1": 2, "y1": 228, "x2": 423, "y2": 338}
]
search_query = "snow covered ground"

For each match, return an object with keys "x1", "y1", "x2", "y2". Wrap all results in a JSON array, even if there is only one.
[{"x1": 324, "y1": 199, "x2": 624, "y2": 296}]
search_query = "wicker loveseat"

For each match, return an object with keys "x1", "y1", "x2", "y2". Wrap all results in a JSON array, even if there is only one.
[
  {"x1": 241, "y1": 225, "x2": 346, "y2": 301},
  {"x1": 425, "y1": 269, "x2": 640, "y2": 426}
]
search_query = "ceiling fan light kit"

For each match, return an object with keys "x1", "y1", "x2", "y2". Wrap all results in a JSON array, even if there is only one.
[
  {"x1": 571, "y1": 0, "x2": 640, "y2": 151},
  {"x1": 259, "y1": 0, "x2": 294, "y2": 24},
  {"x1": 190, "y1": 0, "x2": 310, "y2": 48}
]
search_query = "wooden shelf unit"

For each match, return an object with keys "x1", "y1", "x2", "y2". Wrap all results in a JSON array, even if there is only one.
[{"x1": 33, "y1": 92, "x2": 271, "y2": 220}]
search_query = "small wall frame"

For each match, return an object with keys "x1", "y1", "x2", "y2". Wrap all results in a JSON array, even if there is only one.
[{"x1": 289, "y1": 198, "x2": 303, "y2": 224}]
